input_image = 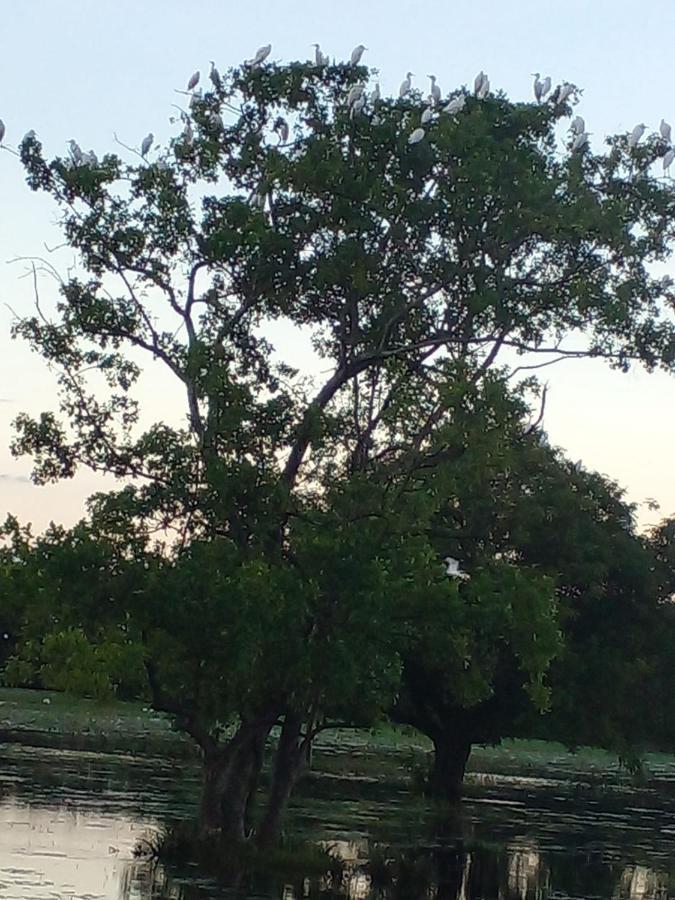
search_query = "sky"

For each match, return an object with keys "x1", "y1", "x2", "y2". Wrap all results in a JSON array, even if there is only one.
[{"x1": 1, "y1": 0, "x2": 674, "y2": 533}]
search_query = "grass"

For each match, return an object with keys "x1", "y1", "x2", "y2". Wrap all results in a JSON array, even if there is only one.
[{"x1": 0, "y1": 686, "x2": 195, "y2": 757}]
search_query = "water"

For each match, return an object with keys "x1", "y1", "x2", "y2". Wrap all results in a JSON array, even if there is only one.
[{"x1": 0, "y1": 741, "x2": 673, "y2": 899}]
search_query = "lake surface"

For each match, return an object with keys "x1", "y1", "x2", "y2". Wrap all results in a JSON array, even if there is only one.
[{"x1": 0, "y1": 739, "x2": 673, "y2": 899}]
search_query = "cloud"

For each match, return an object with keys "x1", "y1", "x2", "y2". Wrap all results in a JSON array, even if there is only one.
[{"x1": 0, "y1": 474, "x2": 31, "y2": 484}]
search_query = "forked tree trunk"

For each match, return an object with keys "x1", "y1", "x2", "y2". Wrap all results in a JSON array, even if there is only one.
[
  {"x1": 428, "y1": 730, "x2": 473, "y2": 801},
  {"x1": 256, "y1": 710, "x2": 307, "y2": 848},
  {"x1": 199, "y1": 719, "x2": 273, "y2": 841}
]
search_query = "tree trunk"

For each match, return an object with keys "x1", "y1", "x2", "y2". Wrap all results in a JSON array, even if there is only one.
[
  {"x1": 256, "y1": 710, "x2": 307, "y2": 848},
  {"x1": 199, "y1": 719, "x2": 272, "y2": 841},
  {"x1": 428, "y1": 730, "x2": 473, "y2": 801}
]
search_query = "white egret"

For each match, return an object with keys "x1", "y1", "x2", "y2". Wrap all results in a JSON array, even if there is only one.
[
  {"x1": 85, "y1": 149, "x2": 98, "y2": 167},
  {"x1": 369, "y1": 82, "x2": 381, "y2": 104},
  {"x1": 187, "y1": 70, "x2": 200, "y2": 91},
  {"x1": 312, "y1": 43, "x2": 324, "y2": 66},
  {"x1": 23, "y1": 129, "x2": 36, "y2": 142},
  {"x1": 557, "y1": 82, "x2": 574, "y2": 105},
  {"x1": 628, "y1": 123, "x2": 646, "y2": 148},
  {"x1": 210, "y1": 110, "x2": 224, "y2": 129},
  {"x1": 276, "y1": 118, "x2": 289, "y2": 142},
  {"x1": 0, "y1": 120, "x2": 5, "y2": 143},
  {"x1": 68, "y1": 139, "x2": 83, "y2": 165},
  {"x1": 248, "y1": 44, "x2": 272, "y2": 68},
  {"x1": 474, "y1": 70, "x2": 488, "y2": 96},
  {"x1": 540, "y1": 75, "x2": 552, "y2": 98},
  {"x1": 399, "y1": 71, "x2": 414, "y2": 98},
  {"x1": 660, "y1": 119, "x2": 672, "y2": 142},
  {"x1": 209, "y1": 61, "x2": 221, "y2": 89},
  {"x1": 443, "y1": 557, "x2": 470, "y2": 580},
  {"x1": 572, "y1": 131, "x2": 589, "y2": 151},
  {"x1": 140, "y1": 132, "x2": 153, "y2": 156},
  {"x1": 663, "y1": 148, "x2": 675, "y2": 174},
  {"x1": 533, "y1": 72, "x2": 544, "y2": 102},
  {"x1": 347, "y1": 83, "x2": 365, "y2": 106},
  {"x1": 571, "y1": 115, "x2": 585, "y2": 135},
  {"x1": 421, "y1": 107, "x2": 433, "y2": 125},
  {"x1": 443, "y1": 95, "x2": 465, "y2": 115},
  {"x1": 428, "y1": 74, "x2": 441, "y2": 105},
  {"x1": 408, "y1": 127, "x2": 425, "y2": 144},
  {"x1": 350, "y1": 95, "x2": 366, "y2": 119},
  {"x1": 350, "y1": 44, "x2": 367, "y2": 65},
  {"x1": 477, "y1": 74, "x2": 490, "y2": 99}
]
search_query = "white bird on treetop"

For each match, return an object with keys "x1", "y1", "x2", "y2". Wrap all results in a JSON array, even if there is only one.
[
  {"x1": 209, "y1": 61, "x2": 221, "y2": 88},
  {"x1": 85, "y1": 149, "x2": 98, "y2": 167},
  {"x1": 350, "y1": 95, "x2": 366, "y2": 119},
  {"x1": 443, "y1": 556, "x2": 470, "y2": 580},
  {"x1": 140, "y1": 133, "x2": 153, "y2": 156},
  {"x1": 399, "y1": 71, "x2": 414, "y2": 98},
  {"x1": 477, "y1": 74, "x2": 490, "y2": 99},
  {"x1": 248, "y1": 44, "x2": 272, "y2": 68},
  {"x1": 443, "y1": 95, "x2": 465, "y2": 115},
  {"x1": 428, "y1": 74, "x2": 441, "y2": 105},
  {"x1": 663, "y1": 147, "x2": 675, "y2": 174},
  {"x1": 408, "y1": 127, "x2": 425, "y2": 144},
  {"x1": 572, "y1": 131, "x2": 589, "y2": 151},
  {"x1": 557, "y1": 82, "x2": 574, "y2": 105},
  {"x1": 346, "y1": 83, "x2": 365, "y2": 106},
  {"x1": 23, "y1": 129, "x2": 36, "y2": 142},
  {"x1": 370, "y1": 83, "x2": 381, "y2": 104},
  {"x1": 0, "y1": 120, "x2": 5, "y2": 143},
  {"x1": 187, "y1": 71, "x2": 200, "y2": 91},
  {"x1": 533, "y1": 72, "x2": 544, "y2": 102},
  {"x1": 68, "y1": 139, "x2": 83, "y2": 165},
  {"x1": 571, "y1": 115, "x2": 585, "y2": 135},
  {"x1": 660, "y1": 119, "x2": 672, "y2": 142},
  {"x1": 628, "y1": 123, "x2": 646, "y2": 148},
  {"x1": 421, "y1": 107, "x2": 433, "y2": 125},
  {"x1": 312, "y1": 43, "x2": 324, "y2": 66},
  {"x1": 540, "y1": 75, "x2": 552, "y2": 98},
  {"x1": 474, "y1": 70, "x2": 489, "y2": 96},
  {"x1": 350, "y1": 44, "x2": 367, "y2": 65}
]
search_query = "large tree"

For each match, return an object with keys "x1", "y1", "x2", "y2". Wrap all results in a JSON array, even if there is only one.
[{"x1": 5, "y1": 50, "x2": 675, "y2": 840}]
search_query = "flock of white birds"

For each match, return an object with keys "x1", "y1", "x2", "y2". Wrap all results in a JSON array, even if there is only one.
[{"x1": 1, "y1": 42, "x2": 675, "y2": 174}]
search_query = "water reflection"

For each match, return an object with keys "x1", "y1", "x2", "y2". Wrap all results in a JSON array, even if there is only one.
[{"x1": 0, "y1": 743, "x2": 673, "y2": 899}]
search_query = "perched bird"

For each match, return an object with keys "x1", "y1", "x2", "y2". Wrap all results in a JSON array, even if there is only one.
[
  {"x1": 533, "y1": 72, "x2": 544, "y2": 102},
  {"x1": 350, "y1": 94, "x2": 366, "y2": 119},
  {"x1": 540, "y1": 75, "x2": 552, "y2": 99},
  {"x1": 248, "y1": 44, "x2": 272, "y2": 67},
  {"x1": 210, "y1": 110, "x2": 224, "y2": 130},
  {"x1": 408, "y1": 127, "x2": 425, "y2": 145},
  {"x1": 312, "y1": 43, "x2": 325, "y2": 66},
  {"x1": 443, "y1": 95, "x2": 466, "y2": 115},
  {"x1": 68, "y1": 139, "x2": 83, "y2": 165},
  {"x1": 276, "y1": 118, "x2": 289, "y2": 142},
  {"x1": 350, "y1": 44, "x2": 367, "y2": 65},
  {"x1": 663, "y1": 147, "x2": 675, "y2": 174},
  {"x1": 428, "y1": 74, "x2": 441, "y2": 105},
  {"x1": 628, "y1": 123, "x2": 646, "y2": 149},
  {"x1": 572, "y1": 131, "x2": 589, "y2": 151},
  {"x1": 209, "y1": 61, "x2": 221, "y2": 89},
  {"x1": 183, "y1": 122, "x2": 194, "y2": 142},
  {"x1": 22, "y1": 129, "x2": 36, "y2": 142},
  {"x1": 140, "y1": 132, "x2": 153, "y2": 156},
  {"x1": 558, "y1": 83, "x2": 574, "y2": 104},
  {"x1": 0, "y1": 119, "x2": 5, "y2": 143},
  {"x1": 369, "y1": 82, "x2": 381, "y2": 104},
  {"x1": 399, "y1": 71, "x2": 414, "y2": 98},
  {"x1": 443, "y1": 557, "x2": 470, "y2": 580},
  {"x1": 477, "y1": 74, "x2": 490, "y2": 99},
  {"x1": 474, "y1": 70, "x2": 489, "y2": 96},
  {"x1": 346, "y1": 83, "x2": 365, "y2": 106},
  {"x1": 421, "y1": 107, "x2": 433, "y2": 125},
  {"x1": 85, "y1": 149, "x2": 98, "y2": 167},
  {"x1": 660, "y1": 119, "x2": 672, "y2": 142},
  {"x1": 570, "y1": 115, "x2": 585, "y2": 135},
  {"x1": 187, "y1": 70, "x2": 200, "y2": 91}
]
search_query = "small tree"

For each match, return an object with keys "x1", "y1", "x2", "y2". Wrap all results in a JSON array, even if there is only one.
[{"x1": 6, "y1": 50, "x2": 675, "y2": 840}]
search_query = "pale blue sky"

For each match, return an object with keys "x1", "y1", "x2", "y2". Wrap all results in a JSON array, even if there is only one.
[{"x1": 1, "y1": 0, "x2": 674, "y2": 531}]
